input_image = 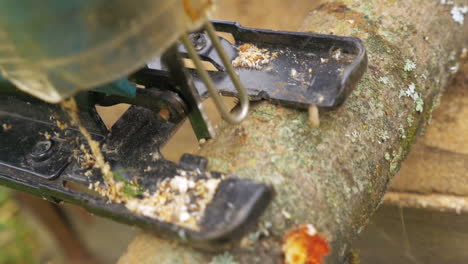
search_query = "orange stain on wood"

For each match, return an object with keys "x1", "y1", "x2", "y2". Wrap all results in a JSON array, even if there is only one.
[{"x1": 283, "y1": 225, "x2": 330, "y2": 264}]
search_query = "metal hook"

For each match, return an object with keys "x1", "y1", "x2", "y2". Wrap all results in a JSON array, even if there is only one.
[{"x1": 180, "y1": 21, "x2": 249, "y2": 124}]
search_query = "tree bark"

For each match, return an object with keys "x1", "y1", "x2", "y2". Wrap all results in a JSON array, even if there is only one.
[{"x1": 119, "y1": 1, "x2": 468, "y2": 263}]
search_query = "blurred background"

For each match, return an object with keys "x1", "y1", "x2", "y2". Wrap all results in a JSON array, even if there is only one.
[{"x1": 0, "y1": 0, "x2": 466, "y2": 263}]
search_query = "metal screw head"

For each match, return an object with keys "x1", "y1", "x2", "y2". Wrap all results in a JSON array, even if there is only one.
[
  {"x1": 31, "y1": 140, "x2": 53, "y2": 161},
  {"x1": 189, "y1": 33, "x2": 207, "y2": 51}
]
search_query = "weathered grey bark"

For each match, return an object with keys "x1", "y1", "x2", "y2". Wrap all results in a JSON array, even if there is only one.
[{"x1": 119, "y1": 1, "x2": 468, "y2": 263}]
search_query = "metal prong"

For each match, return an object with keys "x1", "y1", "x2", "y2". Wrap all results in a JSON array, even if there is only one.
[
  {"x1": 180, "y1": 21, "x2": 249, "y2": 124},
  {"x1": 162, "y1": 45, "x2": 215, "y2": 140}
]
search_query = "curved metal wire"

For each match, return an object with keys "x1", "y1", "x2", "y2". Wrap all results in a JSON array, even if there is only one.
[{"x1": 180, "y1": 21, "x2": 249, "y2": 124}]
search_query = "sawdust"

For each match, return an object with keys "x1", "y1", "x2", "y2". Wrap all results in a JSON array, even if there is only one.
[
  {"x1": 38, "y1": 131, "x2": 52, "y2": 140},
  {"x1": 89, "y1": 169, "x2": 222, "y2": 230},
  {"x1": 62, "y1": 98, "x2": 221, "y2": 230},
  {"x1": 232, "y1": 43, "x2": 277, "y2": 70},
  {"x1": 61, "y1": 98, "x2": 115, "y2": 186},
  {"x1": 2, "y1": 123, "x2": 12, "y2": 131},
  {"x1": 124, "y1": 172, "x2": 221, "y2": 230},
  {"x1": 56, "y1": 120, "x2": 68, "y2": 130},
  {"x1": 331, "y1": 48, "x2": 342, "y2": 61},
  {"x1": 320, "y1": 58, "x2": 330, "y2": 64}
]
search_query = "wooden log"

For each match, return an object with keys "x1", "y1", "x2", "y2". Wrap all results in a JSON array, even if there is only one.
[{"x1": 119, "y1": 1, "x2": 468, "y2": 263}]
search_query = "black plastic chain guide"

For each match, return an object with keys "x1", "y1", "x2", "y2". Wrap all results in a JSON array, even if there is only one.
[
  {"x1": 0, "y1": 92, "x2": 273, "y2": 250},
  {"x1": 134, "y1": 20, "x2": 367, "y2": 109}
]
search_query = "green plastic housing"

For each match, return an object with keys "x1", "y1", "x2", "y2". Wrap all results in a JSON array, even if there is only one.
[{"x1": 0, "y1": 0, "x2": 210, "y2": 103}]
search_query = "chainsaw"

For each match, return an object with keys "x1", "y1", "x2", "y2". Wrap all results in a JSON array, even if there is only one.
[{"x1": 0, "y1": 1, "x2": 367, "y2": 250}]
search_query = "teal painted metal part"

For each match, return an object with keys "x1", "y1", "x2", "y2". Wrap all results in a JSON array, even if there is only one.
[
  {"x1": 1, "y1": 74, "x2": 136, "y2": 98},
  {"x1": 93, "y1": 78, "x2": 137, "y2": 97}
]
